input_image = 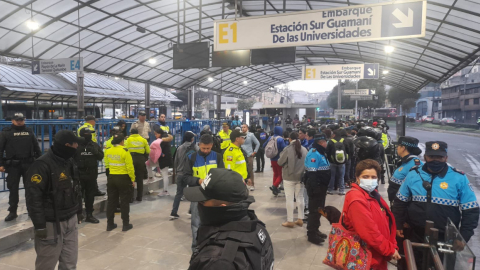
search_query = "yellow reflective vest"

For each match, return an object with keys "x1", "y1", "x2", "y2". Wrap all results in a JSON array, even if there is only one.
[
  {"x1": 78, "y1": 122, "x2": 97, "y2": 143},
  {"x1": 381, "y1": 133, "x2": 389, "y2": 149},
  {"x1": 104, "y1": 137, "x2": 113, "y2": 149},
  {"x1": 125, "y1": 134, "x2": 150, "y2": 155},
  {"x1": 218, "y1": 129, "x2": 232, "y2": 150},
  {"x1": 223, "y1": 143, "x2": 248, "y2": 179},
  {"x1": 192, "y1": 151, "x2": 221, "y2": 180},
  {"x1": 104, "y1": 145, "x2": 135, "y2": 181},
  {"x1": 160, "y1": 124, "x2": 170, "y2": 134}
]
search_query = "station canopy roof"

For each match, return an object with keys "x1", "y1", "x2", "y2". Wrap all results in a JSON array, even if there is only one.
[
  {"x1": 1, "y1": 0, "x2": 479, "y2": 96},
  {"x1": 0, "y1": 63, "x2": 181, "y2": 103}
]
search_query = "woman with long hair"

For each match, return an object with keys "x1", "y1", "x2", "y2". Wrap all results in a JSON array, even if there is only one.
[{"x1": 277, "y1": 132, "x2": 308, "y2": 228}]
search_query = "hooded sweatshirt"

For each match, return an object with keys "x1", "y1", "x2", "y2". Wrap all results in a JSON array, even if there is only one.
[{"x1": 262, "y1": 126, "x2": 286, "y2": 161}]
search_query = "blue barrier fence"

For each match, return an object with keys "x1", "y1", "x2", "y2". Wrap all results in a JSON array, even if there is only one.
[{"x1": 0, "y1": 119, "x2": 222, "y2": 192}]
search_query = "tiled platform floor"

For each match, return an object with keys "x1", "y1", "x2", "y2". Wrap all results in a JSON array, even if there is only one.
[{"x1": 0, "y1": 165, "x2": 395, "y2": 270}]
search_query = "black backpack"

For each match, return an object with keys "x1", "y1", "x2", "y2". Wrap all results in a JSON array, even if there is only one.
[
  {"x1": 189, "y1": 211, "x2": 274, "y2": 270},
  {"x1": 330, "y1": 138, "x2": 347, "y2": 164}
]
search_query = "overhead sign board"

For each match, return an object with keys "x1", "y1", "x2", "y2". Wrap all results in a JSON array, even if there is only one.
[
  {"x1": 302, "y1": 64, "x2": 379, "y2": 80},
  {"x1": 214, "y1": 0, "x2": 426, "y2": 51},
  {"x1": 334, "y1": 109, "x2": 354, "y2": 115},
  {"x1": 343, "y1": 89, "x2": 375, "y2": 95},
  {"x1": 350, "y1": 95, "x2": 379, "y2": 100},
  {"x1": 32, "y1": 57, "x2": 83, "y2": 75}
]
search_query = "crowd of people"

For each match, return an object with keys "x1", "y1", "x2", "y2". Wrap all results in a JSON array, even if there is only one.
[{"x1": 0, "y1": 112, "x2": 478, "y2": 270}]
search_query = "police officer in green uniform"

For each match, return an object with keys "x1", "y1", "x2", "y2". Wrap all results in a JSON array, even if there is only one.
[
  {"x1": 26, "y1": 130, "x2": 84, "y2": 270},
  {"x1": 125, "y1": 128, "x2": 150, "y2": 202},
  {"x1": 104, "y1": 134, "x2": 135, "y2": 232}
]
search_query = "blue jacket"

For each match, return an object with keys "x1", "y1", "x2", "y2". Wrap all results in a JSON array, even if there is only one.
[
  {"x1": 392, "y1": 164, "x2": 479, "y2": 242},
  {"x1": 262, "y1": 126, "x2": 286, "y2": 161},
  {"x1": 304, "y1": 144, "x2": 331, "y2": 186},
  {"x1": 387, "y1": 155, "x2": 422, "y2": 202},
  {"x1": 305, "y1": 139, "x2": 314, "y2": 150},
  {"x1": 305, "y1": 148, "x2": 330, "y2": 171}
]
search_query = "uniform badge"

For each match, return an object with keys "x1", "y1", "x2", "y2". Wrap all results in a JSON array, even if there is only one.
[
  {"x1": 59, "y1": 172, "x2": 68, "y2": 181},
  {"x1": 414, "y1": 159, "x2": 421, "y2": 166},
  {"x1": 31, "y1": 174, "x2": 42, "y2": 184},
  {"x1": 398, "y1": 167, "x2": 403, "y2": 172},
  {"x1": 440, "y1": 182, "x2": 448, "y2": 189},
  {"x1": 229, "y1": 147, "x2": 233, "y2": 151},
  {"x1": 432, "y1": 143, "x2": 440, "y2": 150},
  {"x1": 257, "y1": 229, "x2": 266, "y2": 244},
  {"x1": 227, "y1": 156, "x2": 233, "y2": 161},
  {"x1": 310, "y1": 158, "x2": 316, "y2": 163}
]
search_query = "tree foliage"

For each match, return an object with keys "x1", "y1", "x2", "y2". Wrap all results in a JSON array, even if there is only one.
[
  {"x1": 387, "y1": 87, "x2": 420, "y2": 106},
  {"x1": 402, "y1": 98, "x2": 417, "y2": 113},
  {"x1": 327, "y1": 79, "x2": 387, "y2": 109},
  {"x1": 237, "y1": 99, "x2": 255, "y2": 111}
]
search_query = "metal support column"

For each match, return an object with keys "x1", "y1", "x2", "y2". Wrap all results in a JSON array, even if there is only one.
[
  {"x1": 216, "y1": 93, "x2": 222, "y2": 120},
  {"x1": 187, "y1": 86, "x2": 195, "y2": 119},
  {"x1": 145, "y1": 83, "x2": 151, "y2": 119},
  {"x1": 337, "y1": 79, "x2": 342, "y2": 120},
  {"x1": 355, "y1": 81, "x2": 358, "y2": 120},
  {"x1": 77, "y1": 71, "x2": 85, "y2": 119}
]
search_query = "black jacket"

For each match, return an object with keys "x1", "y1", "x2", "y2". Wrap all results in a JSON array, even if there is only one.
[
  {"x1": 75, "y1": 140, "x2": 104, "y2": 176},
  {"x1": 0, "y1": 125, "x2": 42, "y2": 166},
  {"x1": 25, "y1": 149, "x2": 82, "y2": 230},
  {"x1": 159, "y1": 134, "x2": 173, "y2": 169}
]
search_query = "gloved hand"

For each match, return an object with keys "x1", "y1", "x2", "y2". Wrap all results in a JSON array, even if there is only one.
[
  {"x1": 77, "y1": 213, "x2": 84, "y2": 224},
  {"x1": 35, "y1": 228, "x2": 48, "y2": 239},
  {"x1": 105, "y1": 168, "x2": 110, "y2": 176}
]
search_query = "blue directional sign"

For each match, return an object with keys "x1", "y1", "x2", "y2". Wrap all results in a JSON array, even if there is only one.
[
  {"x1": 381, "y1": 1, "x2": 424, "y2": 38},
  {"x1": 363, "y1": 63, "x2": 379, "y2": 79},
  {"x1": 31, "y1": 61, "x2": 40, "y2": 74}
]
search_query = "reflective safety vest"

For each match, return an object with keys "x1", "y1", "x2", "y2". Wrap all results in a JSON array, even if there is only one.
[
  {"x1": 224, "y1": 143, "x2": 248, "y2": 179},
  {"x1": 192, "y1": 151, "x2": 220, "y2": 180},
  {"x1": 160, "y1": 124, "x2": 170, "y2": 134},
  {"x1": 104, "y1": 137, "x2": 113, "y2": 149},
  {"x1": 125, "y1": 134, "x2": 150, "y2": 154},
  {"x1": 218, "y1": 129, "x2": 232, "y2": 149},
  {"x1": 381, "y1": 133, "x2": 389, "y2": 149},
  {"x1": 104, "y1": 145, "x2": 135, "y2": 181},
  {"x1": 78, "y1": 123, "x2": 97, "y2": 143}
]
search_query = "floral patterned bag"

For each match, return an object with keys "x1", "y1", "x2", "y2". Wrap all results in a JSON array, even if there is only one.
[{"x1": 323, "y1": 213, "x2": 372, "y2": 270}]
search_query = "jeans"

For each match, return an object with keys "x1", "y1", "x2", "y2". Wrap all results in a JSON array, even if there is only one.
[
  {"x1": 247, "y1": 156, "x2": 254, "y2": 185},
  {"x1": 190, "y1": 202, "x2": 200, "y2": 252},
  {"x1": 344, "y1": 159, "x2": 351, "y2": 183},
  {"x1": 171, "y1": 174, "x2": 186, "y2": 215},
  {"x1": 328, "y1": 164, "x2": 345, "y2": 193},
  {"x1": 284, "y1": 181, "x2": 305, "y2": 222}
]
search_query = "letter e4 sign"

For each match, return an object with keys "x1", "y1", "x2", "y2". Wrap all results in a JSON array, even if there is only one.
[{"x1": 218, "y1": 23, "x2": 237, "y2": 44}]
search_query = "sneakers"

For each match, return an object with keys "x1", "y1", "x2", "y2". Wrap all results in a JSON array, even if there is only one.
[
  {"x1": 249, "y1": 186, "x2": 255, "y2": 191},
  {"x1": 282, "y1": 221, "x2": 295, "y2": 228},
  {"x1": 95, "y1": 190, "x2": 106, "y2": 196},
  {"x1": 155, "y1": 172, "x2": 161, "y2": 178},
  {"x1": 339, "y1": 191, "x2": 346, "y2": 195},
  {"x1": 164, "y1": 191, "x2": 170, "y2": 196},
  {"x1": 294, "y1": 219, "x2": 303, "y2": 227},
  {"x1": 147, "y1": 177, "x2": 154, "y2": 184},
  {"x1": 308, "y1": 234, "x2": 325, "y2": 245},
  {"x1": 269, "y1": 185, "x2": 279, "y2": 196},
  {"x1": 106, "y1": 223, "x2": 117, "y2": 231},
  {"x1": 4, "y1": 212, "x2": 18, "y2": 222},
  {"x1": 158, "y1": 190, "x2": 170, "y2": 197},
  {"x1": 122, "y1": 224, "x2": 133, "y2": 232},
  {"x1": 169, "y1": 213, "x2": 180, "y2": 220},
  {"x1": 327, "y1": 190, "x2": 335, "y2": 195}
]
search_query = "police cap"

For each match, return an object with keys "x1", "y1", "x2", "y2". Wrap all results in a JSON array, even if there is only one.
[
  {"x1": 138, "y1": 111, "x2": 146, "y2": 116},
  {"x1": 314, "y1": 133, "x2": 327, "y2": 141},
  {"x1": 183, "y1": 168, "x2": 249, "y2": 203},
  {"x1": 425, "y1": 141, "x2": 448, "y2": 157},
  {"x1": 55, "y1": 130, "x2": 85, "y2": 145},
  {"x1": 111, "y1": 133, "x2": 125, "y2": 144},
  {"x1": 12, "y1": 112, "x2": 25, "y2": 121}
]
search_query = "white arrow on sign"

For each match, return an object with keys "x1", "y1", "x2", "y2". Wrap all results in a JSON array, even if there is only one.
[
  {"x1": 368, "y1": 68, "x2": 375, "y2": 76},
  {"x1": 33, "y1": 64, "x2": 38, "y2": 72},
  {"x1": 371, "y1": 90, "x2": 376, "y2": 94},
  {"x1": 392, "y1": 8, "x2": 413, "y2": 28}
]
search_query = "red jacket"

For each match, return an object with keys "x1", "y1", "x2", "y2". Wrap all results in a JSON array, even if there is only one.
[{"x1": 342, "y1": 184, "x2": 397, "y2": 270}]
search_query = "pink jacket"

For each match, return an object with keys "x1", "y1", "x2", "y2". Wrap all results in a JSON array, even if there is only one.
[{"x1": 146, "y1": 138, "x2": 163, "y2": 166}]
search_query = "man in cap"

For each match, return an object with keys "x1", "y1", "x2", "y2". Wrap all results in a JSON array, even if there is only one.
[
  {"x1": 75, "y1": 128, "x2": 104, "y2": 224},
  {"x1": 25, "y1": 130, "x2": 84, "y2": 269},
  {"x1": 224, "y1": 130, "x2": 251, "y2": 186},
  {"x1": 184, "y1": 168, "x2": 274, "y2": 270},
  {"x1": 125, "y1": 128, "x2": 150, "y2": 202},
  {"x1": 78, "y1": 115, "x2": 97, "y2": 142},
  {"x1": 104, "y1": 133, "x2": 135, "y2": 232},
  {"x1": 0, "y1": 112, "x2": 42, "y2": 221},
  {"x1": 130, "y1": 111, "x2": 151, "y2": 140},
  {"x1": 392, "y1": 141, "x2": 479, "y2": 268},
  {"x1": 217, "y1": 121, "x2": 232, "y2": 151},
  {"x1": 304, "y1": 133, "x2": 331, "y2": 245}
]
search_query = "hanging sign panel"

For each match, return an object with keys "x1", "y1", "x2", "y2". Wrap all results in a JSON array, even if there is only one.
[
  {"x1": 302, "y1": 64, "x2": 379, "y2": 80},
  {"x1": 214, "y1": 0, "x2": 426, "y2": 51},
  {"x1": 32, "y1": 57, "x2": 83, "y2": 74}
]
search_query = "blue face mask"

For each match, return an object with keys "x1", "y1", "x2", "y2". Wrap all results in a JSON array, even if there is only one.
[
  {"x1": 425, "y1": 160, "x2": 446, "y2": 174},
  {"x1": 359, "y1": 178, "x2": 378, "y2": 193}
]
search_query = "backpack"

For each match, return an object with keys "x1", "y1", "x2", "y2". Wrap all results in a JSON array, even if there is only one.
[
  {"x1": 190, "y1": 212, "x2": 274, "y2": 270},
  {"x1": 265, "y1": 136, "x2": 279, "y2": 158},
  {"x1": 330, "y1": 138, "x2": 347, "y2": 164},
  {"x1": 212, "y1": 135, "x2": 223, "y2": 153}
]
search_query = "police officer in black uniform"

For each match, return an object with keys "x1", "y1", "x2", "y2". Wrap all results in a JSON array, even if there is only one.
[
  {"x1": 184, "y1": 168, "x2": 274, "y2": 270},
  {"x1": 75, "y1": 128, "x2": 104, "y2": 224},
  {"x1": 0, "y1": 112, "x2": 42, "y2": 221},
  {"x1": 25, "y1": 130, "x2": 84, "y2": 269}
]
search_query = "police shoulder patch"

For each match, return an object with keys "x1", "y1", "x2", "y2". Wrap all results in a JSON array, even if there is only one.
[
  {"x1": 312, "y1": 149, "x2": 316, "y2": 152},
  {"x1": 257, "y1": 229, "x2": 266, "y2": 244},
  {"x1": 452, "y1": 167, "x2": 465, "y2": 175},
  {"x1": 414, "y1": 159, "x2": 421, "y2": 166},
  {"x1": 31, "y1": 174, "x2": 42, "y2": 184},
  {"x1": 229, "y1": 147, "x2": 233, "y2": 151}
]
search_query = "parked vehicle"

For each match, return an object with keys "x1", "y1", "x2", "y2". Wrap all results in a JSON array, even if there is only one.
[
  {"x1": 421, "y1": 115, "x2": 434, "y2": 123},
  {"x1": 441, "y1": 117, "x2": 456, "y2": 124}
]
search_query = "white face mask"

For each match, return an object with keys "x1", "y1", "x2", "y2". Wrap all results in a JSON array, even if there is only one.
[{"x1": 359, "y1": 178, "x2": 378, "y2": 192}]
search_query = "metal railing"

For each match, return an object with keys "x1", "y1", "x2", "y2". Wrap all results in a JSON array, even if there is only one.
[{"x1": 0, "y1": 118, "x2": 223, "y2": 192}]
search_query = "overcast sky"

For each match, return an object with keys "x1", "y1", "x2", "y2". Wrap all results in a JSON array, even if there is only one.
[{"x1": 276, "y1": 80, "x2": 339, "y2": 93}]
